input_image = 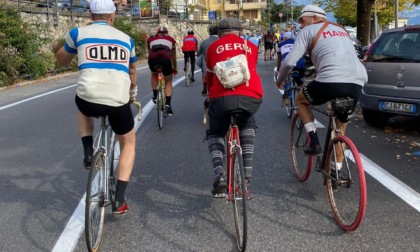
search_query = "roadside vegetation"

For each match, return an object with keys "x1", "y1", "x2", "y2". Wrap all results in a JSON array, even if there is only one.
[{"x1": 0, "y1": 4, "x2": 147, "y2": 88}]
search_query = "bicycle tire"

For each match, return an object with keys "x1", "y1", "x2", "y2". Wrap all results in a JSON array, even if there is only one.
[
  {"x1": 109, "y1": 139, "x2": 119, "y2": 204},
  {"x1": 185, "y1": 61, "x2": 191, "y2": 87},
  {"x1": 325, "y1": 135, "x2": 367, "y2": 231},
  {"x1": 290, "y1": 113, "x2": 313, "y2": 182},
  {"x1": 85, "y1": 149, "x2": 106, "y2": 252},
  {"x1": 231, "y1": 146, "x2": 248, "y2": 252},
  {"x1": 157, "y1": 88, "x2": 164, "y2": 129}
]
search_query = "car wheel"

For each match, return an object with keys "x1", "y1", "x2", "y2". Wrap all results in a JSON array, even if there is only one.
[{"x1": 362, "y1": 109, "x2": 390, "y2": 127}]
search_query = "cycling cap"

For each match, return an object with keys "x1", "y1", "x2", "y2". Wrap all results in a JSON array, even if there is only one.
[
  {"x1": 157, "y1": 26, "x2": 168, "y2": 34},
  {"x1": 188, "y1": 30, "x2": 194, "y2": 35},
  {"x1": 209, "y1": 25, "x2": 219, "y2": 35},
  {"x1": 219, "y1": 18, "x2": 242, "y2": 31},
  {"x1": 284, "y1": 32, "x2": 292, "y2": 39},
  {"x1": 90, "y1": 0, "x2": 116, "y2": 14},
  {"x1": 298, "y1": 5, "x2": 326, "y2": 21}
]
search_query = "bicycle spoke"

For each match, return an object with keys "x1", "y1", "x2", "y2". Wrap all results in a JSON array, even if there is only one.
[
  {"x1": 325, "y1": 135, "x2": 367, "y2": 231},
  {"x1": 290, "y1": 114, "x2": 313, "y2": 181},
  {"x1": 231, "y1": 147, "x2": 247, "y2": 252},
  {"x1": 85, "y1": 151, "x2": 106, "y2": 252}
]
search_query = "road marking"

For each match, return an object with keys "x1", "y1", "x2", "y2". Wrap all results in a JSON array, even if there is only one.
[
  {"x1": 51, "y1": 76, "x2": 187, "y2": 252},
  {"x1": 360, "y1": 154, "x2": 420, "y2": 212},
  {"x1": 0, "y1": 85, "x2": 76, "y2": 111}
]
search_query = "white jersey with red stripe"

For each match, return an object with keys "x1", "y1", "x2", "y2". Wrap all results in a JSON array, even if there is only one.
[{"x1": 64, "y1": 21, "x2": 137, "y2": 106}]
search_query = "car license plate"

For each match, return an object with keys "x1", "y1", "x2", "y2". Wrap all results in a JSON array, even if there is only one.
[{"x1": 380, "y1": 101, "x2": 417, "y2": 113}]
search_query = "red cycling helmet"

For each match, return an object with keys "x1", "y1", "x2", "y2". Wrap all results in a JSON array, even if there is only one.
[{"x1": 157, "y1": 26, "x2": 168, "y2": 34}]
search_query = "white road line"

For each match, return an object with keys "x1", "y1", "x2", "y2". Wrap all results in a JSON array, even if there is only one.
[
  {"x1": 360, "y1": 154, "x2": 420, "y2": 212},
  {"x1": 51, "y1": 77, "x2": 186, "y2": 252},
  {"x1": 0, "y1": 85, "x2": 76, "y2": 111}
]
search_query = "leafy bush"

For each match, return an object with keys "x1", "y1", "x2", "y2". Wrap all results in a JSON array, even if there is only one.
[{"x1": 114, "y1": 16, "x2": 147, "y2": 60}]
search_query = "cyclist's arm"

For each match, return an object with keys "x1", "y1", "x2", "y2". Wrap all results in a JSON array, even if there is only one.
[
  {"x1": 276, "y1": 54, "x2": 281, "y2": 71},
  {"x1": 55, "y1": 47, "x2": 75, "y2": 67},
  {"x1": 129, "y1": 62, "x2": 137, "y2": 91}
]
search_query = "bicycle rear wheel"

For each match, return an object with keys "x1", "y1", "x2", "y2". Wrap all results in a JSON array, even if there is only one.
[
  {"x1": 231, "y1": 146, "x2": 248, "y2": 252},
  {"x1": 185, "y1": 61, "x2": 191, "y2": 86},
  {"x1": 290, "y1": 113, "x2": 313, "y2": 181},
  {"x1": 156, "y1": 88, "x2": 164, "y2": 129},
  {"x1": 85, "y1": 149, "x2": 106, "y2": 252},
  {"x1": 325, "y1": 135, "x2": 367, "y2": 231}
]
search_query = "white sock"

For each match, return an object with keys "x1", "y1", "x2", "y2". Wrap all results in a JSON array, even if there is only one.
[{"x1": 304, "y1": 122, "x2": 317, "y2": 133}]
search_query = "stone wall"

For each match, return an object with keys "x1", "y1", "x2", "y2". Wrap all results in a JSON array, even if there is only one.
[{"x1": 20, "y1": 12, "x2": 212, "y2": 58}]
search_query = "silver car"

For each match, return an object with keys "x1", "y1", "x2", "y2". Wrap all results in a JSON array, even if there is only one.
[{"x1": 360, "y1": 25, "x2": 420, "y2": 127}]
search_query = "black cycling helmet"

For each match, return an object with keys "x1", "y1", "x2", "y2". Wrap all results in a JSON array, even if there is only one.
[
  {"x1": 267, "y1": 30, "x2": 272, "y2": 34},
  {"x1": 157, "y1": 26, "x2": 168, "y2": 34},
  {"x1": 188, "y1": 30, "x2": 194, "y2": 35},
  {"x1": 208, "y1": 25, "x2": 219, "y2": 35}
]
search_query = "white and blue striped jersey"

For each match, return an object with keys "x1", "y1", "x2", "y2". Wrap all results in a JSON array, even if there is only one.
[{"x1": 64, "y1": 21, "x2": 137, "y2": 106}]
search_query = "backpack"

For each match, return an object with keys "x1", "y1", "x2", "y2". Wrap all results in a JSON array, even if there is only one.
[{"x1": 214, "y1": 40, "x2": 250, "y2": 89}]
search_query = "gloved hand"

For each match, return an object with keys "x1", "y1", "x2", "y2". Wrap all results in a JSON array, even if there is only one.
[{"x1": 129, "y1": 86, "x2": 138, "y2": 103}]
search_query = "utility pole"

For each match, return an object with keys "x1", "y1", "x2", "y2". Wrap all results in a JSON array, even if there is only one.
[{"x1": 394, "y1": 0, "x2": 398, "y2": 28}]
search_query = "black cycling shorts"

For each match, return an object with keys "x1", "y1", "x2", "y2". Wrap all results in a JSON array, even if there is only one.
[
  {"x1": 75, "y1": 95, "x2": 134, "y2": 135},
  {"x1": 206, "y1": 96, "x2": 262, "y2": 138},
  {"x1": 264, "y1": 42, "x2": 274, "y2": 50},
  {"x1": 302, "y1": 81, "x2": 362, "y2": 106},
  {"x1": 148, "y1": 58, "x2": 173, "y2": 76}
]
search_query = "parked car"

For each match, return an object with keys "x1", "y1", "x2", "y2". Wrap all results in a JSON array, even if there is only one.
[{"x1": 360, "y1": 25, "x2": 420, "y2": 127}]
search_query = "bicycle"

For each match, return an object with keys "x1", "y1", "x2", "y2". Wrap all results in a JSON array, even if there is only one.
[
  {"x1": 290, "y1": 97, "x2": 367, "y2": 231},
  {"x1": 185, "y1": 57, "x2": 192, "y2": 87},
  {"x1": 155, "y1": 66, "x2": 167, "y2": 129},
  {"x1": 282, "y1": 71, "x2": 301, "y2": 119},
  {"x1": 85, "y1": 101, "x2": 142, "y2": 252},
  {"x1": 218, "y1": 111, "x2": 250, "y2": 251}
]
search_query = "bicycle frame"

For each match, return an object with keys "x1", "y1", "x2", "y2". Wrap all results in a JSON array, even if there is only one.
[
  {"x1": 92, "y1": 117, "x2": 115, "y2": 205},
  {"x1": 226, "y1": 123, "x2": 241, "y2": 201}
]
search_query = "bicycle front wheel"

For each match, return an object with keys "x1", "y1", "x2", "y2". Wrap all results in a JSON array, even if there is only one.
[
  {"x1": 85, "y1": 149, "x2": 106, "y2": 252},
  {"x1": 231, "y1": 146, "x2": 248, "y2": 252},
  {"x1": 156, "y1": 88, "x2": 164, "y2": 129},
  {"x1": 290, "y1": 113, "x2": 313, "y2": 181},
  {"x1": 325, "y1": 135, "x2": 367, "y2": 231}
]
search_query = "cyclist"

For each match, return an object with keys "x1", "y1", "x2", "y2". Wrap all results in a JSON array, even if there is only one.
[
  {"x1": 263, "y1": 30, "x2": 275, "y2": 61},
  {"x1": 205, "y1": 18, "x2": 263, "y2": 196},
  {"x1": 182, "y1": 30, "x2": 198, "y2": 82},
  {"x1": 55, "y1": 0, "x2": 138, "y2": 214},
  {"x1": 276, "y1": 31, "x2": 305, "y2": 105},
  {"x1": 147, "y1": 26, "x2": 177, "y2": 115},
  {"x1": 197, "y1": 25, "x2": 219, "y2": 96},
  {"x1": 276, "y1": 5, "x2": 367, "y2": 155}
]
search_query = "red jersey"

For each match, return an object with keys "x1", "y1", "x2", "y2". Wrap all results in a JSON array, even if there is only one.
[
  {"x1": 206, "y1": 34, "x2": 263, "y2": 100},
  {"x1": 147, "y1": 34, "x2": 176, "y2": 60},
  {"x1": 181, "y1": 35, "x2": 198, "y2": 52}
]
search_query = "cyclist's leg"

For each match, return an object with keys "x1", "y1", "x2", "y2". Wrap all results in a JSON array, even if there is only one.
[
  {"x1": 162, "y1": 60, "x2": 174, "y2": 107},
  {"x1": 75, "y1": 95, "x2": 104, "y2": 168},
  {"x1": 148, "y1": 58, "x2": 159, "y2": 102},
  {"x1": 108, "y1": 104, "x2": 135, "y2": 212},
  {"x1": 236, "y1": 97, "x2": 262, "y2": 180},
  {"x1": 183, "y1": 51, "x2": 188, "y2": 71}
]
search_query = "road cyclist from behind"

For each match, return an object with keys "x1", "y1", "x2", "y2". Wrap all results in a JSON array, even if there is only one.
[
  {"x1": 276, "y1": 4, "x2": 367, "y2": 157},
  {"x1": 248, "y1": 33, "x2": 260, "y2": 48},
  {"x1": 182, "y1": 30, "x2": 199, "y2": 82},
  {"x1": 147, "y1": 26, "x2": 178, "y2": 116},
  {"x1": 197, "y1": 25, "x2": 219, "y2": 97},
  {"x1": 263, "y1": 30, "x2": 275, "y2": 61},
  {"x1": 55, "y1": 0, "x2": 139, "y2": 214},
  {"x1": 276, "y1": 31, "x2": 306, "y2": 106},
  {"x1": 205, "y1": 17, "x2": 263, "y2": 196}
]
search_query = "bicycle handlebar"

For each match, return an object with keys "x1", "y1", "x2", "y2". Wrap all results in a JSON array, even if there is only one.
[{"x1": 131, "y1": 100, "x2": 143, "y2": 121}]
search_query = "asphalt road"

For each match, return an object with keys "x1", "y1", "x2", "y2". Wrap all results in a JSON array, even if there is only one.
[{"x1": 0, "y1": 56, "x2": 419, "y2": 252}]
